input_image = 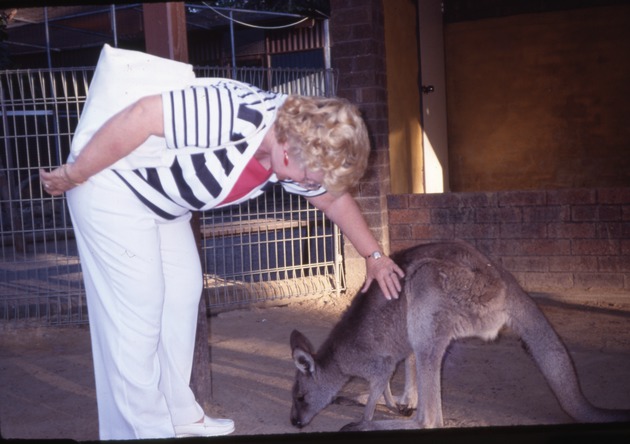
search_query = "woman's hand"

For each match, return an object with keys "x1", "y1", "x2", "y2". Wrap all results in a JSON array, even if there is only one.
[
  {"x1": 361, "y1": 254, "x2": 405, "y2": 300},
  {"x1": 40, "y1": 163, "x2": 84, "y2": 196}
]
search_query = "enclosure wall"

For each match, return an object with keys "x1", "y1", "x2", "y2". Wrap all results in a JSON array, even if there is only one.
[{"x1": 388, "y1": 188, "x2": 630, "y2": 296}]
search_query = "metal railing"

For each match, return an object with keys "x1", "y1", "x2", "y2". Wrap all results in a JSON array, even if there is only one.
[{"x1": 0, "y1": 65, "x2": 344, "y2": 325}]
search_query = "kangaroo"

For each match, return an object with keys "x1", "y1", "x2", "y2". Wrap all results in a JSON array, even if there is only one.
[{"x1": 289, "y1": 240, "x2": 630, "y2": 431}]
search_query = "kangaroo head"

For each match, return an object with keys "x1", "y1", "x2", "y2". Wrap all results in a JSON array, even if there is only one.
[{"x1": 289, "y1": 329, "x2": 340, "y2": 428}]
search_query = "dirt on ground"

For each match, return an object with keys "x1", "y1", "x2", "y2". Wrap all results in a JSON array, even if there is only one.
[{"x1": 1, "y1": 291, "x2": 630, "y2": 441}]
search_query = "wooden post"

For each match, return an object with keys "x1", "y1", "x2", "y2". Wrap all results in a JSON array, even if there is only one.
[
  {"x1": 142, "y1": 2, "x2": 189, "y2": 63},
  {"x1": 142, "y1": 2, "x2": 213, "y2": 411}
]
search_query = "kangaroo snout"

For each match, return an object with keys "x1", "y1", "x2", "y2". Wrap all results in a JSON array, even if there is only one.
[{"x1": 290, "y1": 406, "x2": 306, "y2": 428}]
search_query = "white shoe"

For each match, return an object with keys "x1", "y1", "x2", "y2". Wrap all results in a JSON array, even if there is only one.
[{"x1": 174, "y1": 415, "x2": 235, "y2": 437}]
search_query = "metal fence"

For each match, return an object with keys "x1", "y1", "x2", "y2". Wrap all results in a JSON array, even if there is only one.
[{"x1": 0, "y1": 65, "x2": 344, "y2": 326}]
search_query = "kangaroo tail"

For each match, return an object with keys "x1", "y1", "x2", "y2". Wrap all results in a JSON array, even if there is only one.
[{"x1": 506, "y1": 285, "x2": 630, "y2": 423}]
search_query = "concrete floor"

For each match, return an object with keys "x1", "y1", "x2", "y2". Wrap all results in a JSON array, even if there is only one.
[{"x1": 1, "y1": 291, "x2": 630, "y2": 442}]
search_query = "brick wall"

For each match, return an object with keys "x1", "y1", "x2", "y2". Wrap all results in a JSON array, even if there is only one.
[
  {"x1": 388, "y1": 188, "x2": 630, "y2": 295},
  {"x1": 329, "y1": 0, "x2": 391, "y2": 292},
  {"x1": 445, "y1": 4, "x2": 630, "y2": 192}
]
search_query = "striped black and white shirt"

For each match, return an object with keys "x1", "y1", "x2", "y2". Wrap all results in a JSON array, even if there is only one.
[{"x1": 114, "y1": 80, "x2": 326, "y2": 220}]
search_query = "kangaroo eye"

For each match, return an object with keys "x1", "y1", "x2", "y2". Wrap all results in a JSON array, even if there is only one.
[{"x1": 297, "y1": 395, "x2": 305, "y2": 403}]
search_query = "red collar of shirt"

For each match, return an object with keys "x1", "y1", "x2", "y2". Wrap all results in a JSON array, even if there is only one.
[{"x1": 218, "y1": 156, "x2": 272, "y2": 206}]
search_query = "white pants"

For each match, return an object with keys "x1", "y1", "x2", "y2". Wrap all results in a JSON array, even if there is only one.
[{"x1": 67, "y1": 170, "x2": 205, "y2": 440}]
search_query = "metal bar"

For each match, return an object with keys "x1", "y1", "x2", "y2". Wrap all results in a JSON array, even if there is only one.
[
  {"x1": 230, "y1": 10, "x2": 237, "y2": 77},
  {"x1": 44, "y1": 7, "x2": 52, "y2": 69},
  {"x1": 110, "y1": 4, "x2": 118, "y2": 48}
]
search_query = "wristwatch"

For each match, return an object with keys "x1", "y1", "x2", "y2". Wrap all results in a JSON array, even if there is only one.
[{"x1": 366, "y1": 251, "x2": 383, "y2": 260}]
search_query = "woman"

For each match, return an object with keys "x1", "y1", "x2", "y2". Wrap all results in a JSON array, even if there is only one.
[{"x1": 41, "y1": 81, "x2": 404, "y2": 440}]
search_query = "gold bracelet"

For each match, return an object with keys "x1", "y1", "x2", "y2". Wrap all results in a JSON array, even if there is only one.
[{"x1": 62, "y1": 164, "x2": 85, "y2": 186}]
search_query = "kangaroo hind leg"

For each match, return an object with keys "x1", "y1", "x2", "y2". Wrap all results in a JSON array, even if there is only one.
[{"x1": 410, "y1": 335, "x2": 451, "y2": 428}]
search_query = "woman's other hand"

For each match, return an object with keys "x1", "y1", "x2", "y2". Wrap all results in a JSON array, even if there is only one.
[{"x1": 40, "y1": 164, "x2": 83, "y2": 196}]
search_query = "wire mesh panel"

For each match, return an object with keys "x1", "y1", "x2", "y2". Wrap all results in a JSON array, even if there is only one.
[
  {"x1": 200, "y1": 187, "x2": 344, "y2": 310},
  {"x1": 0, "y1": 65, "x2": 343, "y2": 325},
  {"x1": 0, "y1": 68, "x2": 90, "y2": 325}
]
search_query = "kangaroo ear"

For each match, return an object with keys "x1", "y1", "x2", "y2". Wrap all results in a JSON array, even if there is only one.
[
  {"x1": 290, "y1": 330, "x2": 316, "y2": 375},
  {"x1": 293, "y1": 347, "x2": 316, "y2": 375},
  {"x1": 290, "y1": 329, "x2": 315, "y2": 354}
]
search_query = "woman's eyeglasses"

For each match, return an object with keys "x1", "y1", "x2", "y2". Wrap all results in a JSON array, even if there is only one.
[
  {"x1": 284, "y1": 169, "x2": 322, "y2": 191},
  {"x1": 297, "y1": 179, "x2": 321, "y2": 191}
]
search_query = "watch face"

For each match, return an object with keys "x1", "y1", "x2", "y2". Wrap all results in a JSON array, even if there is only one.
[{"x1": 372, "y1": 251, "x2": 382, "y2": 260}]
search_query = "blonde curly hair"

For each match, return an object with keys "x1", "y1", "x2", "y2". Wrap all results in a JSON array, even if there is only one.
[{"x1": 274, "y1": 95, "x2": 370, "y2": 193}]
